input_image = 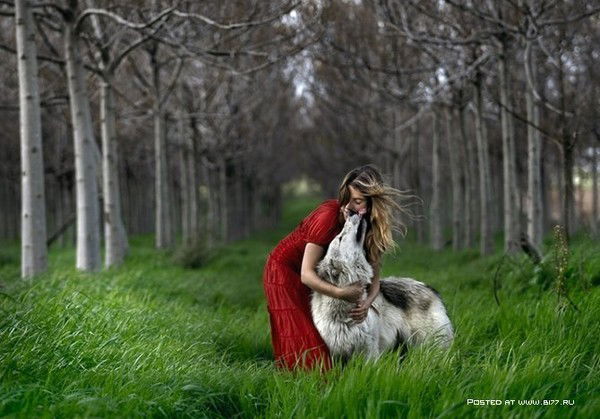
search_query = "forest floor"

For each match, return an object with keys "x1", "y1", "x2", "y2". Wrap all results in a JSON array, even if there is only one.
[{"x1": 1, "y1": 196, "x2": 599, "y2": 418}]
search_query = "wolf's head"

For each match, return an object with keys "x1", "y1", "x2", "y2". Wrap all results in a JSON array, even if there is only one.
[{"x1": 317, "y1": 214, "x2": 372, "y2": 286}]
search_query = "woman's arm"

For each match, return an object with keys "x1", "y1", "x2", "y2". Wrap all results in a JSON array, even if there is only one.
[
  {"x1": 349, "y1": 262, "x2": 380, "y2": 322},
  {"x1": 300, "y1": 243, "x2": 363, "y2": 302},
  {"x1": 365, "y1": 263, "x2": 380, "y2": 306}
]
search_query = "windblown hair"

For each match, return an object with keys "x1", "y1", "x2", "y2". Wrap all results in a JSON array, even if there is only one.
[{"x1": 338, "y1": 165, "x2": 413, "y2": 265}]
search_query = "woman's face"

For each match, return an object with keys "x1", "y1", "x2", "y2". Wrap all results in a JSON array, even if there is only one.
[{"x1": 342, "y1": 185, "x2": 368, "y2": 220}]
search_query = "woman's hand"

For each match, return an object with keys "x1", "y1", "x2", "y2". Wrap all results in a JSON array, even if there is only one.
[
  {"x1": 349, "y1": 299, "x2": 371, "y2": 323},
  {"x1": 337, "y1": 282, "x2": 364, "y2": 303}
]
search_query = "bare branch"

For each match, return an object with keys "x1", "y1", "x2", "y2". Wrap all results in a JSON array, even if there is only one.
[
  {"x1": 108, "y1": 13, "x2": 172, "y2": 73},
  {"x1": 172, "y1": 1, "x2": 300, "y2": 30},
  {"x1": 405, "y1": 0, "x2": 465, "y2": 36},
  {"x1": 127, "y1": 55, "x2": 153, "y2": 97},
  {"x1": 75, "y1": 6, "x2": 175, "y2": 34},
  {"x1": 30, "y1": 2, "x2": 68, "y2": 18},
  {"x1": 0, "y1": 41, "x2": 65, "y2": 66},
  {"x1": 524, "y1": 40, "x2": 573, "y2": 118},
  {"x1": 443, "y1": 0, "x2": 520, "y2": 34},
  {"x1": 383, "y1": 5, "x2": 497, "y2": 47},
  {"x1": 158, "y1": 57, "x2": 184, "y2": 108},
  {"x1": 539, "y1": 7, "x2": 600, "y2": 26}
]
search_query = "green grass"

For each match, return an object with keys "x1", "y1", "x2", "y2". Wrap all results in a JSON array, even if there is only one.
[{"x1": 1, "y1": 196, "x2": 599, "y2": 418}]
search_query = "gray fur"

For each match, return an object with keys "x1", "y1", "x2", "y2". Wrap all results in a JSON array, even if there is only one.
[{"x1": 312, "y1": 214, "x2": 454, "y2": 362}]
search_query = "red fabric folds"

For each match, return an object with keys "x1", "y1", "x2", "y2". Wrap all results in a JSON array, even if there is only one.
[{"x1": 263, "y1": 200, "x2": 342, "y2": 371}]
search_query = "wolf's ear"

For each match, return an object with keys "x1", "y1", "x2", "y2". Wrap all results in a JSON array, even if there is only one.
[{"x1": 356, "y1": 217, "x2": 367, "y2": 246}]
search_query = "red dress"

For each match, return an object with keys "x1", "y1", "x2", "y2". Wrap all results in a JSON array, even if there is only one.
[{"x1": 263, "y1": 200, "x2": 342, "y2": 371}]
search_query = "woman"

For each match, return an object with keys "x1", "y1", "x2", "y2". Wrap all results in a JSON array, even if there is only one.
[{"x1": 263, "y1": 165, "x2": 406, "y2": 371}]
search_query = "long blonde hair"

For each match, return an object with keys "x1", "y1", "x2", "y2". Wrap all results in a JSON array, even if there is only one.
[{"x1": 338, "y1": 165, "x2": 410, "y2": 265}]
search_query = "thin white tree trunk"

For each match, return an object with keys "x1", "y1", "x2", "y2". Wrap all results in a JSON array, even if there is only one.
[
  {"x1": 87, "y1": 0, "x2": 128, "y2": 264},
  {"x1": 463, "y1": 106, "x2": 478, "y2": 249},
  {"x1": 576, "y1": 155, "x2": 585, "y2": 230},
  {"x1": 177, "y1": 113, "x2": 190, "y2": 245},
  {"x1": 457, "y1": 106, "x2": 474, "y2": 249},
  {"x1": 64, "y1": 20, "x2": 101, "y2": 271},
  {"x1": 202, "y1": 159, "x2": 215, "y2": 248},
  {"x1": 591, "y1": 146, "x2": 598, "y2": 236},
  {"x1": 16, "y1": 0, "x2": 47, "y2": 277},
  {"x1": 232, "y1": 171, "x2": 242, "y2": 241},
  {"x1": 100, "y1": 80, "x2": 126, "y2": 266},
  {"x1": 447, "y1": 108, "x2": 463, "y2": 250},
  {"x1": 410, "y1": 120, "x2": 425, "y2": 243},
  {"x1": 219, "y1": 157, "x2": 228, "y2": 243},
  {"x1": 64, "y1": 182, "x2": 75, "y2": 246},
  {"x1": 561, "y1": 143, "x2": 576, "y2": 238},
  {"x1": 187, "y1": 121, "x2": 199, "y2": 243},
  {"x1": 391, "y1": 112, "x2": 402, "y2": 190},
  {"x1": 525, "y1": 41, "x2": 543, "y2": 248},
  {"x1": 154, "y1": 109, "x2": 172, "y2": 248},
  {"x1": 474, "y1": 75, "x2": 494, "y2": 255},
  {"x1": 117, "y1": 165, "x2": 129, "y2": 254},
  {"x1": 0, "y1": 181, "x2": 5, "y2": 239},
  {"x1": 499, "y1": 47, "x2": 520, "y2": 252},
  {"x1": 430, "y1": 112, "x2": 443, "y2": 250},
  {"x1": 55, "y1": 178, "x2": 65, "y2": 247}
]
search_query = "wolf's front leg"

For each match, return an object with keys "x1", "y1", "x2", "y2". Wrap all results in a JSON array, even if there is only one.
[{"x1": 364, "y1": 311, "x2": 382, "y2": 360}]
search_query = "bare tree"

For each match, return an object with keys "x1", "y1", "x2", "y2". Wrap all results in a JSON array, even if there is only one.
[
  {"x1": 524, "y1": 24, "x2": 543, "y2": 249},
  {"x1": 61, "y1": 0, "x2": 102, "y2": 271},
  {"x1": 84, "y1": 0, "x2": 172, "y2": 265},
  {"x1": 430, "y1": 110, "x2": 443, "y2": 250},
  {"x1": 16, "y1": 0, "x2": 47, "y2": 277}
]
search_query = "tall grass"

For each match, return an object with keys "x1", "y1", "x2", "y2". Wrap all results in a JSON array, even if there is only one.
[{"x1": 1, "y1": 196, "x2": 599, "y2": 418}]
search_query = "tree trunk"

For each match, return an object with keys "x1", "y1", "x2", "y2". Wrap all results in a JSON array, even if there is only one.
[
  {"x1": 100, "y1": 80, "x2": 127, "y2": 267},
  {"x1": 56, "y1": 178, "x2": 66, "y2": 247},
  {"x1": 561, "y1": 143, "x2": 576, "y2": 238},
  {"x1": 154, "y1": 109, "x2": 172, "y2": 248},
  {"x1": 458, "y1": 105, "x2": 474, "y2": 249},
  {"x1": 499, "y1": 46, "x2": 520, "y2": 252},
  {"x1": 218, "y1": 157, "x2": 228, "y2": 243},
  {"x1": 64, "y1": 19, "x2": 101, "y2": 271},
  {"x1": 576, "y1": 152, "x2": 585, "y2": 230},
  {"x1": 0, "y1": 180, "x2": 6, "y2": 240},
  {"x1": 392, "y1": 112, "x2": 402, "y2": 190},
  {"x1": 232, "y1": 170, "x2": 243, "y2": 241},
  {"x1": 410, "y1": 119, "x2": 424, "y2": 243},
  {"x1": 16, "y1": 0, "x2": 47, "y2": 277},
  {"x1": 430, "y1": 112, "x2": 443, "y2": 250},
  {"x1": 525, "y1": 41, "x2": 544, "y2": 249},
  {"x1": 556, "y1": 54, "x2": 576, "y2": 239},
  {"x1": 187, "y1": 133, "x2": 199, "y2": 244},
  {"x1": 526, "y1": 112, "x2": 543, "y2": 248},
  {"x1": 120, "y1": 161, "x2": 131, "y2": 243},
  {"x1": 591, "y1": 146, "x2": 598, "y2": 236},
  {"x1": 178, "y1": 113, "x2": 190, "y2": 245},
  {"x1": 447, "y1": 108, "x2": 463, "y2": 250},
  {"x1": 203, "y1": 159, "x2": 215, "y2": 248},
  {"x1": 66, "y1": 183, "x2": 76, "y2": 246},
  {"x1": 473, "y1": 75, "x2": 494, "y2": 255}
]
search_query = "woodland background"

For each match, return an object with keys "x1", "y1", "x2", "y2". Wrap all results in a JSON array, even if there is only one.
[
  {"x1": 2, "y1": 0, "x2": 600, "y2": 276},
  {"x1": 1, "y1": 1, "x2": 600, "y2": 418}
]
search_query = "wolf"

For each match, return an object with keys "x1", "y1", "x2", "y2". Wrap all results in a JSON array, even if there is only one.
[{"x1": 311, "y1": 213, "x2": 454, "y2": 362}]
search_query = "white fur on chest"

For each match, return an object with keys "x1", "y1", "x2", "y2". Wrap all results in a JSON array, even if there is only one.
[{"x1": 311, "y1": 292, "x2": 379, "y2": 359}]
